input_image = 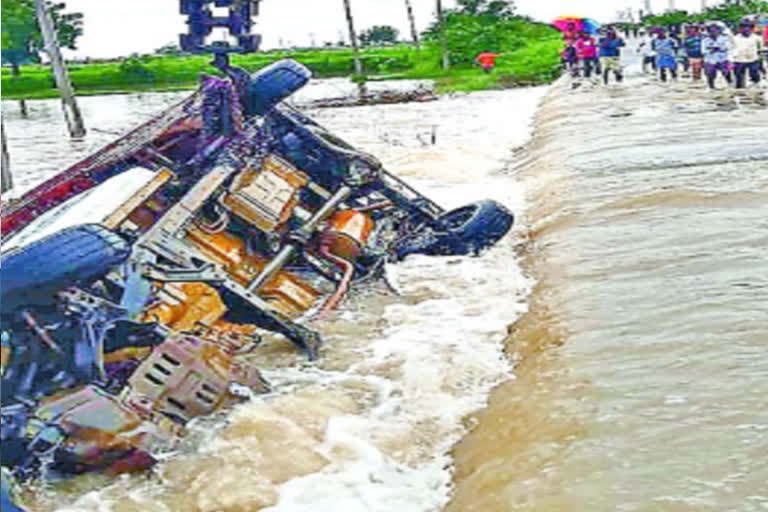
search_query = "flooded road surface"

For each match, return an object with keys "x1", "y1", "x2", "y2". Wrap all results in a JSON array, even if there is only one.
[
  {"x1": 2, "y1": 84, "x2": 543, "y2": 511},
  {"x1": 447, "y1": 51, "x2": 768, "y2": 511},
  {"x1": 4, "y1": 49, "x2": 768, "y2": 511}
]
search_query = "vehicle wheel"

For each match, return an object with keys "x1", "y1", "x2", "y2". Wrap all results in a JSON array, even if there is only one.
[
  {"x1": 1, "y1": 224, "x2": 130, "y2": 311},
  {"x1": 245, "y1": 59, "x2": 312, "y2": 116},
  {"x1": 432, "y1": 200, "x2": 514, "y2": 255},
  {"x1": 395, "y1": 200, "x2": 514, "y2": 259}
]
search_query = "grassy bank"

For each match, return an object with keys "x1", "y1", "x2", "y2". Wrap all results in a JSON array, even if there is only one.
[{"x1": 1, "y1": 37, "x2": 561, "y2": 100}]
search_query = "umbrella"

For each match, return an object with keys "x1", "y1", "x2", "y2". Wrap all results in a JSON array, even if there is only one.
[
  {"x1": 552, "y1": 16, "x2": 601, "y2": 35},
  {"x1": 582, "y1": 18, "x2": 601, "y2": 34}
]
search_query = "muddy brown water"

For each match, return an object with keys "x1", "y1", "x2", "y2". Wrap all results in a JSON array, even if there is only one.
[
  {"x1": 447, "y1": 69, "x2": 768, "y2": 511},
  {"x1": 2, "y1": 82, "x2": 539, "y2": 512},
  {"x1": 2, "y1": 54, "x2": 768, "y2": 511}
]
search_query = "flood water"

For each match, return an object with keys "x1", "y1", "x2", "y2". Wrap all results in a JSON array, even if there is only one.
[
  {"x1": 2, "y1": 47, "x2": 768, "y2": 511},
  {"x1": 2, "y1": 82, "x2": 540, "y2": 512},
  {"x1": 447, "y1": 51, "x2": 768, "y2": 511}
]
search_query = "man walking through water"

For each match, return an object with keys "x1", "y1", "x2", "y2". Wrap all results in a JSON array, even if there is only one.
[
  {"x1": 576, "y1": 31, "x2": 599, "y2": 79},
  {"x1": 654, "y1": 28, "x2": 679, "y2": 82},
  {"x1": 683, "y1": 26, "x2": 705, "y2": 81},
  {"x1": 702, "y1": 24, "x2": 733, "y2": 89},
  {"x1": 638, "y1": 30, "x2": 658, "y2": 74},
  {"x1": 731, "y1": 20, "x2": 764, "y2": 89},
  {"x1": 599, "y1": 28, "x2": 625, "y2": 85}
]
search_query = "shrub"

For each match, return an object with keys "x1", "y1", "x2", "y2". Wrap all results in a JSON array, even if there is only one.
[{"x1": 118, "y1": 57, "x2": 154, "y2": 84}]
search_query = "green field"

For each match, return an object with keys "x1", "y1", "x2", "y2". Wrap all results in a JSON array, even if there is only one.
[{"x1": 1, "y1": 39, "x2": 562, "y2": 101}]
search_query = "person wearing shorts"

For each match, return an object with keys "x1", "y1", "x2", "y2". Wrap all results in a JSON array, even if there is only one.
[
  {"x1": 599, "y1": 28, "x2": 625, "y2": 85},
  {"x1": 683, "y1": 26, "x2": 704, "y2": 81}
]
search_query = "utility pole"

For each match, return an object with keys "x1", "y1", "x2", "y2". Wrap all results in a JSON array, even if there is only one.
[
  {"x1": 404, "y1": 0, "x2": 421, "y2": 49},
  {"x1": 701, "y1": 0, "x2": 707, "y2": 10},
  {"x1": 1, "y1": 121, "x2": 13, "y2": 194},
  {"x1": 668, "y1": 0, "x2": 676, "y2": 11},
  {"x1": 436, "y1": 0, "x2": 450, "y2": 69},
  {"x1": 342, "y1": 0, "x2": 363, "y2": 75},
  {"x1": 644, "y1": 0, "x2": 652, "y2": 15},
  {"x1": 34, "y1": 0, "x2": 86, "y2": 138}
]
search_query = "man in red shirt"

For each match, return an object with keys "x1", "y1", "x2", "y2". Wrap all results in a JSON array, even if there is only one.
[
  {"x1": 475, "y1": 50, "x2": 503, "y2": 72},
  {"x1": 575, "y1": 31, "x2": 599, "y2": 78}
]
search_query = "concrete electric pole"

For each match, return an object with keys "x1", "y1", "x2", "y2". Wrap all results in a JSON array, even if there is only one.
[
  {"x1": 34, "y1": 0, "x2": 86, "y2": 138},
  {"x1": 1, "y1": 121, "x2": 12, "y2": 194},
  {"x1": 342, "y1": 0, "x2": 363, "y2": 76},
  {"x1": 404, "y1": 0, "x2": 421, "y2": 49},
  {"x1": 436, "y1": 0, "x2": 450, "y2": 69}
]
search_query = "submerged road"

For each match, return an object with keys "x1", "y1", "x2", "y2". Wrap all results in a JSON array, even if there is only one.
[
  {"x1": 448, "y1": 40, "x2": 768, "y2": 512},
  {"x1": 2, "y1": 41, "x2": 767, "y2": 512}
]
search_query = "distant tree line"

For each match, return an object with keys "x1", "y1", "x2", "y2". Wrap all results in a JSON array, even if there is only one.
[{"x1": 642, "y1": 0, "x2": 768, "y2": 27}]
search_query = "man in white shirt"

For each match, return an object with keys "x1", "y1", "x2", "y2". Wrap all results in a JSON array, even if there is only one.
[
  {"x1": 703, "y1": 24, "x2": 733, "y2": 89},
  {"x1": 731, "y1": 20, "x2": 765, "y2": 88},
  {"x1": 637, "y1": 30, "x2": 657, "y2": 73}
]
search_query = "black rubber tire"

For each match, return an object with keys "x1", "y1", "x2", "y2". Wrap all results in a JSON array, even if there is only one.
[
  {"x1": 432, "y1": 200, "x2": 514, "y2": 255},
  {"x1": 1, "y1": 224, "x2": 130, "y2": 311},
  {"x1": 395, "y1": 200, "x2": 514, "y2": 259},
  {"x1": 245, "y1": 59, "x2": 311, "y2": 116}
]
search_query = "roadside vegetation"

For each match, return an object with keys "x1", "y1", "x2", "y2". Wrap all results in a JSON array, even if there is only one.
[{"x1": 1, "y1": 0, "x2": 562, "y2": 100}]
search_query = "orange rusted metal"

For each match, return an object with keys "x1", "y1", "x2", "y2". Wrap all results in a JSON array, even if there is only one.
[
  {"x1": 259, "y1": 272, "x2": 321, "y2": 317},
  {"x1": 222, "y1": 154, "x2": 309, "y2": 231},
  {"x1": 1, "y1": 346, "x2": 10, "y2": 375},
  {"x1": 322, "y1": 210, "x2": 374, "y2": 260},
  {"x1": 185, "y1": 228, "x2": 320, "y2": 317},
  {"x1": 142, "y1": 282, "x2": 228, "y2": 332},
  {"x1": 186, "y1": 228, "x2": 266, "y2": 285}
]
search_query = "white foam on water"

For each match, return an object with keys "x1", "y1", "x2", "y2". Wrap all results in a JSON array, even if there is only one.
[
  {"x1": 260, "y1": 244, "x2": 533, "y2": 512},
  {"x1": 257, "y1": 88, "x2": 547, "y2": 512},
  {"x1": 14, "y1": 85, "x2": 547, "y2": 512}
]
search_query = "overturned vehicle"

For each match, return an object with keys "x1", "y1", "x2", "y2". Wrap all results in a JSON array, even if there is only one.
[{"x1": 0, "y1": 59, "x2": 514, "y2": 504}]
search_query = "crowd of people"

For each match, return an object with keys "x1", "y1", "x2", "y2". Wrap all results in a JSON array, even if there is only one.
[{"x1": 561, "y1": 18, "x2": 768, "y2": 89}]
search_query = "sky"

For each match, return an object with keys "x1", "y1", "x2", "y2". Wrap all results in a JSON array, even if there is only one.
[{"x1": 61, "y1": 0, "x2": 718, "y2": 59}]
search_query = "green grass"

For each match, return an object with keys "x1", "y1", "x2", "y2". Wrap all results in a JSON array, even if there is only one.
[
  {"x1": 1, "y1": 39, "x2": 562, "y2": 100},
  {"x1": 406, "y1": 39, "x2": 563, "y2": 93}
]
